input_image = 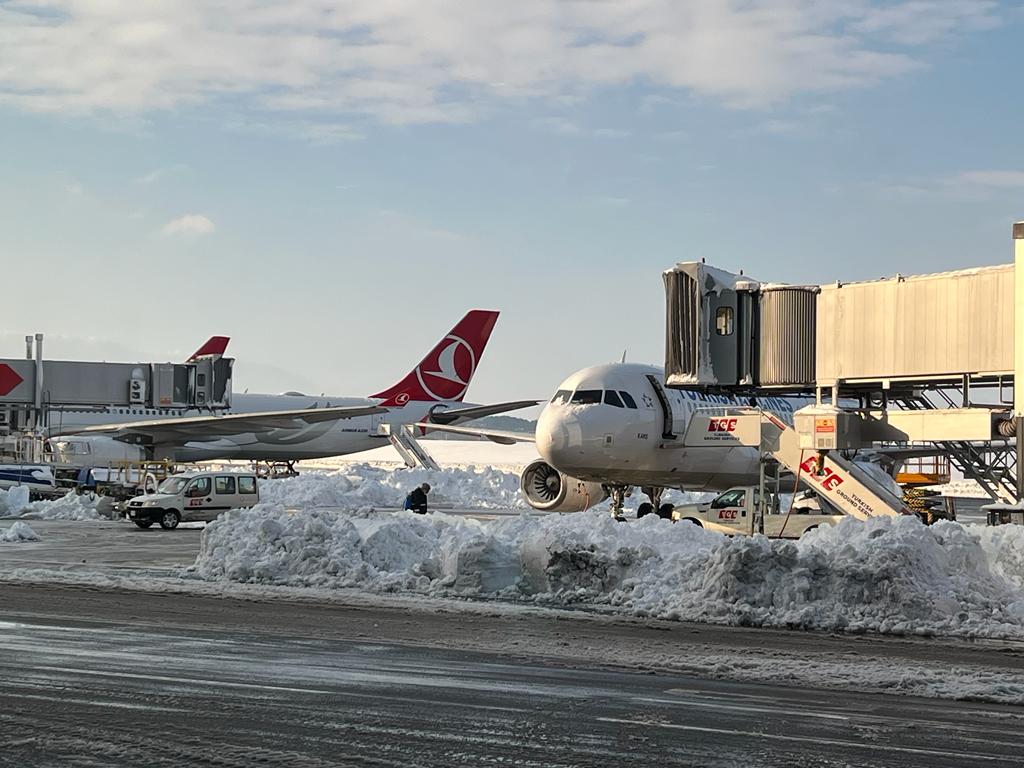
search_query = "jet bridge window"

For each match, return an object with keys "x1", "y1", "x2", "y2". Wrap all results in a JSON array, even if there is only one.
[
  {"x1": 620, "y1": 392, "x2": 638, "y2": 409},
  {"x1": 571, "y1": 390, "x2": 602, "y2": 405},
  {"x1": 550, "y1": 390, "x2": 571, "y2": 405},
  {"x1": 715, "y1": 306, "x2": 734, "y2": 336},
  {"x1": 603, "y1": 391, "x2": 624, "y2": 408}
]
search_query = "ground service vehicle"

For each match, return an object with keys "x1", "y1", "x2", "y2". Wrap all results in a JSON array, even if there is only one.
[
  {"x1": 126, "y1": 472, "x2": 259, "y2": 529},
  {"x1": 671, "y1": 486, "x2": 841, "y2": 538}
]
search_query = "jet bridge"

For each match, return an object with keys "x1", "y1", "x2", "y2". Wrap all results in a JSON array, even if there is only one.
[
  {"x1": 664, "y1": 221, "x2": 1024, "y2": 504},
  {"x1": 0, "y1": 333, "x2": 233, "y2": 461}
]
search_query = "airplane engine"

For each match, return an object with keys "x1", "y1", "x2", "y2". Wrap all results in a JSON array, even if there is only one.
[{"x1": 519, "y1": 460, "x2": 608, "y2": 512}]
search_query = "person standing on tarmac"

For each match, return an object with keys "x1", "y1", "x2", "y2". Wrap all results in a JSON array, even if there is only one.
[{"x1": 405, "y1": 483, "x2": 431, "y2": 514}]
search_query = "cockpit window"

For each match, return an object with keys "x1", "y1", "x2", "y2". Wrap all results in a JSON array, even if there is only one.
[
  {"x1": 570, "y1": 389, "x2": 602, "y2": 405},
  {"x1": 603, "y1": 390, "x2": 624, "y2": 408},
  {"x1": 550, "y1": 390, "x2": 571, "y2": 405},
  {"x1": 620, "y1": 391, "x2": 637, "y2": 409}
]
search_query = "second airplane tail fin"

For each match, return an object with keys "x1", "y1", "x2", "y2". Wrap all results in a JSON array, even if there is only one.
[
  {"x1": 188, "y1": 336, "x2": 230, "y2": 362},
  {"x1": 370, "y1": 310, "x2": 499, "y2": 406}
]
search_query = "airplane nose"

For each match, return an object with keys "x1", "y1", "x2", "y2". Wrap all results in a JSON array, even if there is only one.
[{"x1": 536, "y1": 406, "x2": 583, "y2": 469}]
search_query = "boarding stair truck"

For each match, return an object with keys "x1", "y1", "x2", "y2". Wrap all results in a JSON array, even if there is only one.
[
  {"x1": 125, "y1": 471, "x2": 260, "y2": 530},
  {"x1": 682, "y1": 408, "x2": 912, "y2": 523},
  {"x1": 671, "y1": 486, "x2": 841, "y2": 538}
]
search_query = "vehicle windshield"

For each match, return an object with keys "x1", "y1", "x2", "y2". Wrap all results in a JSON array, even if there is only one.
[{"x1": 157, "y1": 477, "x2": 189, "y2": 494}]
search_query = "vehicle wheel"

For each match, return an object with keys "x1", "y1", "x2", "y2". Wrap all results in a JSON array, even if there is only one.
[
  {"x1": 681, "y1": 517, "x2": 703, "y2": 527},
  {"x1": 158, "y1": 510, "x2": 181, "y2": 530},
  {"x1": 636, "y1": 502, "x2": 654, "y2": 519},
  {"x1": 134, "y1": 520, "x2": 154, "y2": 529},
  {"x1": 658, "y1": 503, "x2": 675, "y2": 519},
  {"x1": 800, "y1": 525, "x2": 818, "y2": 538}
]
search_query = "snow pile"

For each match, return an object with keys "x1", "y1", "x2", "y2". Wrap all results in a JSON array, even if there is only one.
[
  {"x1": 192, "y1": 507, "x2": 1024, "y2": 638},
  {"x1": 18, "y1": 493, "x2": 104, "y2": 521},
  {"x1": 0, "y1": 486, "x2": 31, "y2": 516},
  {"x1": 0, "y1": 521, "x2": 39, "y2": 542},
  {"x1": 257, "y1": 464, "x2": 527, "y2": 510}
]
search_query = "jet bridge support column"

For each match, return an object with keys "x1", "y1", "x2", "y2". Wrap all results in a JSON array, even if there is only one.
[{"x1": 1015, "y1": 221, "x2": 1024, "y2": 499}]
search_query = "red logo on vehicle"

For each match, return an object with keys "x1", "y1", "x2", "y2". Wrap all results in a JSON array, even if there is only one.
[
  {"x1": 0, "y1": 364, "x2": 24, "y2": 396},
  {"x1": 800, "y1": 456, "x2": 845, "y2": 490},
  {"x1": 718, "y1": 509, "x2": 738, "y2": 520},
  {"x1": 707, "y1": 417, "x2": 738, "y2": 433}
]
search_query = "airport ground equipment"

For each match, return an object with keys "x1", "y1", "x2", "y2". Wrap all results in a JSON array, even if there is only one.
[
  {"x1": 670, "y1": 484, "x2": 841, "y2": 538},
  {"x1": 684, "y1": 410, "x2": 911, "y2": 521},
  {"x1": 663, "y1": 221, "x2": 1024, "y2": 515},
  {"x1": 381, "y1": 423, "x2": 441, "y2": 471},
  {"x1": 125, "y1": 470, "x2": 260, "y2": 530}
]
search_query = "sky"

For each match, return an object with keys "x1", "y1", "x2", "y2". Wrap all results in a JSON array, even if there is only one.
[{"x1": 0, "y1": 0, "x2": 1022, "y2": 405}]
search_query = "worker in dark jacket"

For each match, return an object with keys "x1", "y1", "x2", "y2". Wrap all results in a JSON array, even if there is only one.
[{"x1": 405, "y1": 483, "x2": 431, "y2": 514}]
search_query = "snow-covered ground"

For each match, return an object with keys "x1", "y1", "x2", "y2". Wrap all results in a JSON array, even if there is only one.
[
  {"x1": 0, "y1": 521, "x2": 38, "y2": 542},
  {"x1": 0, "y1": 486, "x2": 105, "y2": 521},
  {"x1": 8, "y1": 456, "x2": 1024, "y2": 643},
  {"x1": 188, "y1": 494, "x2": 1024, "y2": 639},
  {"x1": 305, "y1": 440, "x2": 540, "y2": 471}
]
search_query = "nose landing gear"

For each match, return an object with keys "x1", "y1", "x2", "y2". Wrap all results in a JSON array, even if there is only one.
[{"x1": 606, "y1": 485, "x2": 632, "y2": 520}]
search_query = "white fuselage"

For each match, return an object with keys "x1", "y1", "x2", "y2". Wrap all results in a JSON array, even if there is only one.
[
  {"x1": 536, "y1": 363, "x2": 802, "y2": 491},
  {"x1": 47, "y1": 393, "x2": 460, "y2": 462}
]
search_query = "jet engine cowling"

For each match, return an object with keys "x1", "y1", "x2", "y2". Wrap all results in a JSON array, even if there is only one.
[{"x1": 520, "y1": 459, "x2": 608, "y2": 512}]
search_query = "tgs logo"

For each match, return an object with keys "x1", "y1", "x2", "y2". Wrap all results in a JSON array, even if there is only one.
[
  {"x1": 707, "y1": 417, "x2": 738, "y2": 433},
  {"x1": 718, "y1": 509, "x2": 738, "y2": 520},
  {"x1": 800, "y1": 456, "x2": 845, "y2": 490}
]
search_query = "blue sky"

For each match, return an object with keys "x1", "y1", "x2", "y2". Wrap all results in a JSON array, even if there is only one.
[{"x1": 0, "y1": 1, "x2": 1022, "y2": 403}]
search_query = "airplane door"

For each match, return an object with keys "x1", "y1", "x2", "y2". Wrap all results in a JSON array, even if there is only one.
[{"x1": 368, "y1": 411, "x2": 385, "y2": 438}]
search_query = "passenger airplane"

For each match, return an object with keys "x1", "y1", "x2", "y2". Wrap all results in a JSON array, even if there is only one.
[
  {"x1": 418, "y1": 362, "x2": 805, "y2": 516},
  {"x1": 48, "y1": 311, "x2": 536, "y2": 466}
]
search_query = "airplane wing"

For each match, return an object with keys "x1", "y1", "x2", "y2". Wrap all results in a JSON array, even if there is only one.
[
  {"x1": 413, "y1": 422, "x2": 535, "y2": 445},
  {"x1": 426, "y1": 400, "x2": 541, "y2": 425},
  {"x1": 62, "y1": 405, "x2": 386, "y2": 443}
]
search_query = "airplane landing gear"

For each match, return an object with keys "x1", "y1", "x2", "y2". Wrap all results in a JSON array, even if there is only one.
[
  {"x1": 607, "y1": 485, "x2": 631, "y2": 520},
  {"x1": 639, "y1": 486, "x2": 674, "y2": 519},
  {"x1": 251, "y1": 461, "x2": 300, "y2": 479}
]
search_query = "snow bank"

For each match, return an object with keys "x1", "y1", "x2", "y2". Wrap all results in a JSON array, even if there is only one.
[
  {"x1": 0, "y1": 521, "x2": 39, "y2": 542},
  {"x1": 0, "y1": 486, "x2": 31, "y2": 516},
  {"x1": 191, "y1": 507, "x2": 1024, "y2": 638},
  {"x1": 17, "y1": 493, "x2": 104, "y2": 521},
  {"x1": 257, "y1": 464, "x2": 527, "y2": 510}
]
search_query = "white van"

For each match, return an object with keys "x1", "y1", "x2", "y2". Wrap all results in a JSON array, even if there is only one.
[{"x1": 125, "y1": 471, "x2": 260, "y2": 530}]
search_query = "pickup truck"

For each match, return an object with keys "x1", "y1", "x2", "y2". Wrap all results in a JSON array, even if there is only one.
[
  {"x1": 125, "y1": 471, "x2": 259, "y2": 530},
  {"x1": 671, "y1": 486, "x2": 841, "y2": 539}
]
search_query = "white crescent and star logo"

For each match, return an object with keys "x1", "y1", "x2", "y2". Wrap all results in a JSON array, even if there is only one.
[{"x1": 416, "y1": 335, "x2": 476, "y2": 401}]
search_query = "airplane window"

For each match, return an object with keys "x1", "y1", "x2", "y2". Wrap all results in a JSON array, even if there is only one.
[
  {"x1": 620, "y1": 392, "x2": 638, "y2": 409},
  {"x1": 603, "y1": 390, "x2": 624, "y2": 408},
  {"x1": 570, "y1": 390, "x2": 602, "y2": 405},
  {"x1": 550, "y1": 390, "x2": 571, "y2": 405}
]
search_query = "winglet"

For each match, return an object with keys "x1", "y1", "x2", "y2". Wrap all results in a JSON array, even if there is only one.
[
  {"x1": 370, "y1": 310, "x2": 499, "y2": 406},
  {"x1": 188, "y1": 336, "x2": 230, "y2": 361}
]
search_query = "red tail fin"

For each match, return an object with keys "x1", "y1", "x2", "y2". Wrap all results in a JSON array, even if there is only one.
[
  {"x1": 188, "y1": 336, "x2": 230, "y2": 361},
  {"x1": 370, "y1": 310, "x2": 499, "y2": 406}
]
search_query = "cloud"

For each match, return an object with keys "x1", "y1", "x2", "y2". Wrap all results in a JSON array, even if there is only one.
[
  {"x1": 954, "y1": 171, "x2": 1024, "y2": 189},
  {"x1": 0, "y1": 1, "x2": 1002, "y2": 128},
  {"x1": 160, "y1": 214, "x2": 215, "y2": 238}
]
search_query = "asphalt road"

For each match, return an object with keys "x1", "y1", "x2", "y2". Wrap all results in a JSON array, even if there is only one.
[{"x1": 2, "y1": 585, "x2": 1024, "y2": 767}]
